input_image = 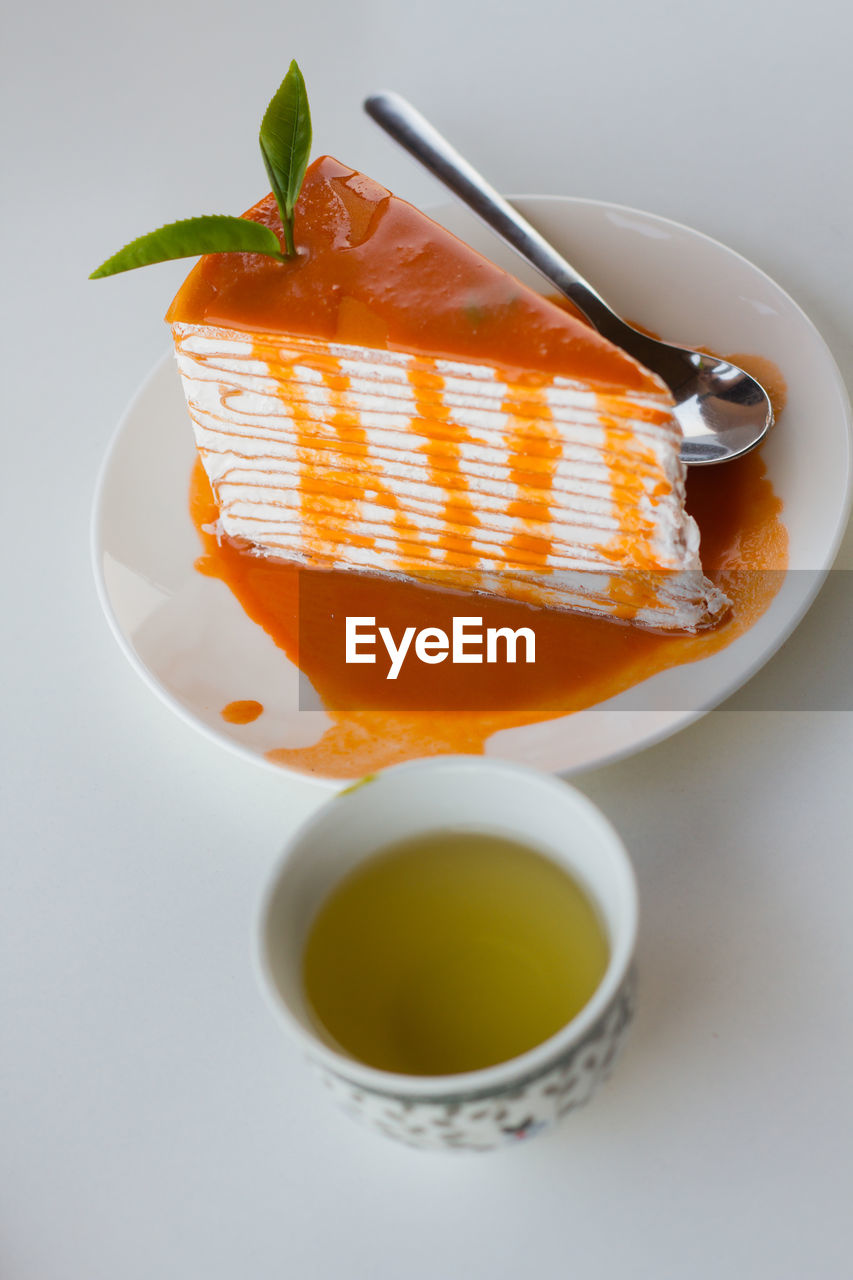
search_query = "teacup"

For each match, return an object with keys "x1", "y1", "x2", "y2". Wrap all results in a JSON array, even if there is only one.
[{"x1": 257, "y1": 756, "x2": 638, "y2": 1152}]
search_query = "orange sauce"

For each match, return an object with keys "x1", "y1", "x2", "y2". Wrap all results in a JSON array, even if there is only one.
[
  {"x1": 191, "y1": 359, "x2": 787, "y2": 778},
  {"x1": 167, "y1": 156, "x2": 659, "y2": 395},
  {"x1": 221, "y1": 699, "x2": 264, "y2": 725},
  {"x1": 172, "y1": 158, "x2": 788, "y2": 777}
]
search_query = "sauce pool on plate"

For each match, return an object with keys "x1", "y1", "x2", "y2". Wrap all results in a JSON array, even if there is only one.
[{"x1": 191, "y1": 351, "x2": 787, "y2": 778}]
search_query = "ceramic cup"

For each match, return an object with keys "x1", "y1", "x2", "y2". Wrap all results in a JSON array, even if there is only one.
[{"x1": 257, "y1": 756, "x2": 638, "y2": 1152}]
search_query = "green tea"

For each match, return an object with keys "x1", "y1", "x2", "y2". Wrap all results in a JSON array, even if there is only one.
[{"x1": 302, "y1": 830, "x2": 609, "y2": 1076}]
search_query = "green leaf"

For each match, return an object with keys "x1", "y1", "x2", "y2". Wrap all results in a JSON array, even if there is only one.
[
  {"x1": 89, "y1": 215, "x2": 284, "y2": 278},
  {"x1": 259, "y1": 59, "x2": 312, "y2": 256}
]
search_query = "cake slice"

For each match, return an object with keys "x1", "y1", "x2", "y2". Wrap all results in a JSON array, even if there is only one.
[{"x1": 167, "y1": 155, "x2": 729, "y2": 631}]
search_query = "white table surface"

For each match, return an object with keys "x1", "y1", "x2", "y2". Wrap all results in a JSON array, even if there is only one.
[{"x1": 4, "y1": 1, "x2": 853, "y2": 1276}]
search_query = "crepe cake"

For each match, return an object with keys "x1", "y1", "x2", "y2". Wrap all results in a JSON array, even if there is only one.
[{"x1": 167, "y1": 155, "x2": 730, "y2": 631}]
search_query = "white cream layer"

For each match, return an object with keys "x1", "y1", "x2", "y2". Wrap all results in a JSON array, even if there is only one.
[{"x1": 172, "y1": 323, "x2": 730, "y2": 630}]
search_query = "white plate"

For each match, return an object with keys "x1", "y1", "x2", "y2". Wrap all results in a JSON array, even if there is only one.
[{"x1": 91, "y1": 197, "x2": 852, "y2": 786}]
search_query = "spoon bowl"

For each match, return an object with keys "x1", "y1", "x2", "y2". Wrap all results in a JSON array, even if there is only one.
[{"x1": 365, "y1": 92, "x2": 774, "y2": 466}]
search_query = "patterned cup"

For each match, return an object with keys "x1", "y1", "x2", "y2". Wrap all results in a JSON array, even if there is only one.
[{"x1": 257, "y1": 757, "x2": 638, "y2": 1152}]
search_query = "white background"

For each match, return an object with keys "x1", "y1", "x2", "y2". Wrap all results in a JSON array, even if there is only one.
[{"x1": 3, "y1": 2, "x2": 853, "y2": 1276}]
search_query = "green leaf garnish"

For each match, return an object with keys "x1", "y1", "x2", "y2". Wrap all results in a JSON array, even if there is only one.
[
  {"x1": 89, "y1": 215, "x2": 284, "y2": 278},
  {"x1": 90, "y1": 61, "x2": 314, "y2": 278},
  {"x1": 259, "y1": 59, "x2": 312, "y2": 257}
]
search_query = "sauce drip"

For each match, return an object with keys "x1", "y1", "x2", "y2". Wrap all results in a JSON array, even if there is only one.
[
  {"x1": 221, "y1": 700, "x2": 264, "y2": 725},
  {"x1": 192, "y1": 352, "x2": 787, "y2": 779}
]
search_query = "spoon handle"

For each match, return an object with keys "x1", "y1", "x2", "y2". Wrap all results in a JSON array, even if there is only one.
[
  {"x1": 363, "y1": 91, "x2": 621, "y2": 337},
  {"x1": 365, "y1": 92, "x2": 775, "y2": 467}
]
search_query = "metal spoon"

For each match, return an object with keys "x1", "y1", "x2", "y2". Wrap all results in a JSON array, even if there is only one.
[{"x1": 364, "y1": 92, "x2": 773, "y2": 465}]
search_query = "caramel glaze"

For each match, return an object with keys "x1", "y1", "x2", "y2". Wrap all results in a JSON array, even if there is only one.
[
  {"x1": 167, "y1": 156, "x2": 662, "y2": 395},
  {"x1": 192, "y1": 349, "x2": 787, "y2": 779}
]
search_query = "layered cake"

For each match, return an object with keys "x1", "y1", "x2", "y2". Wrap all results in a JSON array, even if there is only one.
[{"x1": 167, "y1": 156, "x2": 729, "y2": 631}]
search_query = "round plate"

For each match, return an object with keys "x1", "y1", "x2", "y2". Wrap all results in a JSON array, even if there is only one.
[{"x1": 91, "y1": 197, "x2": 852, "y2": 786}]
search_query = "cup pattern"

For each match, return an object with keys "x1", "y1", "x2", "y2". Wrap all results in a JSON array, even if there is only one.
[{"x1": 310, "y1": 967, "x2": 636, "y2": 1151}]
